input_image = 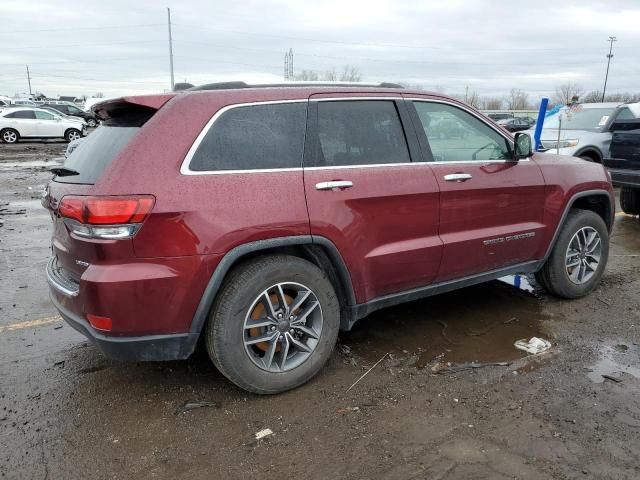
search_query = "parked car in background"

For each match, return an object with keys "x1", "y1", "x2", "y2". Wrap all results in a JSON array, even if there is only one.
[
  {"x1": 497, "y1": 117, "x2": 531, "y2": 132},
  {"x1": 526, "y1": 102, "x2": 639, "y2": 162},
  {"x1": 603, "y1": 118, "x2": 640, "y2": 215},
  {"x1": 39, "y1": 105, "x2": 87, "y2": 126},
  {"x1": 11, "y1": 99, "x2": 37, "y2": 106},
  {"x1": 44, "y1": 102, "x2": 99, "y2": 127},
  {"x1": 487, "y1": 113, "x2": 514, "y2": 121},
  {"x1": 44, "y1": 82, "x2": 614, "y2": 394},
  {"x1": 0, "y1": 107, "x2": 86, "y2": 143}
]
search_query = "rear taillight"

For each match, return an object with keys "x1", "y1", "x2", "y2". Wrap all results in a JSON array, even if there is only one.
[{"x1": 58, "y1": 195, "x2": 155, "y2": 239}]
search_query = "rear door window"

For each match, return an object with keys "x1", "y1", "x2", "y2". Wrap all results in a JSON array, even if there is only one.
[
  {"x1": 59, "y1": 126, "x2": 140, "y2": 184},
  {"x1": 5, "y1": 110, "x2": 36, "y2": 119},
  {"x1": 188, "y1": 102, "x2": 307, "y2": 172},
  {"x1": 310, "y1": 100, "x2": 410, "y2": 167}
]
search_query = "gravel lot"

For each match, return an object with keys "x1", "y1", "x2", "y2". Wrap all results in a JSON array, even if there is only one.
[{"x1": 1, "y1": 142, "x2": 639, "y2": 479}]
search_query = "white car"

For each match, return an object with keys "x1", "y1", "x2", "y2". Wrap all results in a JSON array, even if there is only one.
[
  {"x1": 0, "y1": 107, "x2": 86, "y2": 143},
  {"x1": 526, "y1": 102, "x2": 639, "y2": 162}
]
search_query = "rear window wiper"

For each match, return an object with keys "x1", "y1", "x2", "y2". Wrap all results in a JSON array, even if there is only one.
[{"x1": 50, "y1": 166, "x2": 80, "y2": 177}]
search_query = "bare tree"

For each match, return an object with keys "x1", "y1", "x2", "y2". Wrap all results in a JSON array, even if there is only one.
[
  {"x1": 482, "y1": 97, "x2": 503, "y2": 110},
  {"x1": 461, "y1": 88, "x2": 480, "y2": 108},
  {"x1": 294, "y1": 70, "x2": 319, "y2": 81},
  {"x1": 338, "y1": 65, "x2": 361, "y2": 82},
  {"x1": 295, "y1": 65, "x2": 361, "y2": 82},
  {"x1": 94, "y1": 92, "x2": 105, "y2": 98},
  {"x1": 553, "y1": 83, "x2": 584, "y2": 105},
  {"x1": 582, "y1": 90, "x2": 602, "y2": 103},
  {"x1": 505, "y1": 89, "x2": 529, "y2": 110}
]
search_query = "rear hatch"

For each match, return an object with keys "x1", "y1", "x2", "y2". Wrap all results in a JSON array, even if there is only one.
[{"x1": 43, "y1": 95, "x2": 173, "y2": 282}]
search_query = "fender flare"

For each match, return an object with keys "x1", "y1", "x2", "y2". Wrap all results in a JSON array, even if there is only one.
[
  {"x1": 574, "y1": 146, "x2": 603, "y2": 162},
  {"x1": 540, "y1": 189, "x2": 613, "y2": 265},
  {"x1": 188, "y1": 235, "x2": 355, "y2": 335}
]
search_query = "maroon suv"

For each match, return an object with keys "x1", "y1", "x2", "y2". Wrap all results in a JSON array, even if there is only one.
[{"x1": 44, "y1": 83, "x2": 614, "y2": 393}]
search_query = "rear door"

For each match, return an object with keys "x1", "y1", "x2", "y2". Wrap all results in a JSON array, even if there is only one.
[
  {"x1": 303, "y1": 94, "x2": 442, "y2": 303},
  {"x1": 406, "y1": 97, "x2": 547, "y2": 282},
  {"x1": 5, "y1": 110, "x2": 36, "y2": 136}
]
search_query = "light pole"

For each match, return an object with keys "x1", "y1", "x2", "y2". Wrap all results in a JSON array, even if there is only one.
[{"x1": 601, "y1": 36, "x2": 616, "y2": 102}]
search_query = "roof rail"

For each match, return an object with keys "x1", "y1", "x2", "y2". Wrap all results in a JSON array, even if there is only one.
[{"x1": 188, "y1": 81, "x2": 405, "y2": 91}]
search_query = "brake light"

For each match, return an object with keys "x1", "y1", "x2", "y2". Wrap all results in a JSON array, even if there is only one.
[
  {"x1": 58, "y1": 195, "x2": 155, "y2": 239},
  {"x1": 59, "y1": 195, "x2": 155, "y2": 224}
]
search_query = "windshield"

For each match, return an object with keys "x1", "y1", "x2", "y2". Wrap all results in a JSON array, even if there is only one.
[{"x1": 544, "y1": 107, "x2": 617, "y2": 131}]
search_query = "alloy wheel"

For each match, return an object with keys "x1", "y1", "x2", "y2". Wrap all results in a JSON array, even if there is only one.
[
  {"x1": 68, "y1": 131, "x2": 81, "y2": 141},
  {"x1": 243, "y1": 282, "x2": 323, "y2": 372},
  {"x1": 565, "y1": 226, "x2": 601, "y2": 284},
  {"x1": 3, "y1": 131, "x2": 17, "y2": 143}
]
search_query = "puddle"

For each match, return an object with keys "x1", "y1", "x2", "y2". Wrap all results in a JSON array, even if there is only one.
[
  {"x1": 586, "y1": 343, "x2": 640, "y2": 383},
  {"x1": 341, "y1": 280, "x2": 552, "y2": 367}
]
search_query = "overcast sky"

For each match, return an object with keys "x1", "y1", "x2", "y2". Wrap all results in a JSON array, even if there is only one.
[{"x1": 1, "y1": 0, "x2": 639, "y2": 101}]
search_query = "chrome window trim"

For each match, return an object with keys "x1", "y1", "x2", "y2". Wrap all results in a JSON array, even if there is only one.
[
  {"x1": 180, "y1": 96, "x2": 526, "y2": 176},
  {"x1": 180, "y1": 99, "x2": 308, "y2": 176}
]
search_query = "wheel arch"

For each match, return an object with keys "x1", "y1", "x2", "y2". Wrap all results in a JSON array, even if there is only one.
[
  {"x1": 188, "y1": 236, "x2": 356, "y2": 339},
  {"x1": 1, "y1": 127, "x2": 20, "y2": 142},
  {"x1": 541, "y1": 189, "x2": 613, "y2": 264},
  {"x1": 575, "y1": 147, "x2": 603, "y2": 163},
  {"x1": 64, "y1": 127, "x2": 81, "y2": 137}
]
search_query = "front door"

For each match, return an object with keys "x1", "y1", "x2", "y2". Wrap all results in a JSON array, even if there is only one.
[
  {"x1": 303, "y1": 95, "x2": 442, "y2": 303},
  {"x1": 34, "y1": 110, "x2": 62, "y2": 137},
  {"x1": 406, "y1": 98, "x2": 547, "y2": 282}
]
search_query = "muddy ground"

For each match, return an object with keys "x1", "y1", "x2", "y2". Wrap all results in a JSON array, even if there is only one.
[{"x1": 1, "y1": 141, "x2": 639, "y2": 480}]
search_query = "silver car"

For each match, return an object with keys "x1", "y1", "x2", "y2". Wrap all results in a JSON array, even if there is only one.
[{"x1": 527, "y1": 102, "x2": 639, "y2": 162}]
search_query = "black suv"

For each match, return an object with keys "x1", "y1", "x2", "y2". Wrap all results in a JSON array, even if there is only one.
[{"x1": 44, "y1": 103, "x2": 99, "y2": 127}]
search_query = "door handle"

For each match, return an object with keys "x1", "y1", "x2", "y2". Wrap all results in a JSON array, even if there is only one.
[
  {"x1": 443, "y1": 173, "x2": 473, "y2": 182},
  {"x1": 315, "y1": 180, "x2": 353, "y2": 191}
]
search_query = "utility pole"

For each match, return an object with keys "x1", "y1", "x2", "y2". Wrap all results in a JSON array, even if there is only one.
[
  {"x1": 167, "y1": 8, "x2": 175, "y2": 91},
  {"x1": 601, "y1": 36, "x2": 616, "y2": 102},
  {"x1": 26, "y1": 65, "x2": 32, "y2": 98}
]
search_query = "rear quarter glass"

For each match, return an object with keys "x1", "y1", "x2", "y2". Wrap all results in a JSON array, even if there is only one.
[
  {"x1": 188, "y1": 102, "x2": 307, "y2": 171},
  {"x1": 56, "y1": 126, "x2": 140, "y2": 184}
]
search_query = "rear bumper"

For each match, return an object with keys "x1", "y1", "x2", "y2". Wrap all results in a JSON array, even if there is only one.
[
  {"x1": 607, "y1": 168, "x2": 640, "y2": 188},
  {"x1": 50, "y1": 291, "x2": 199, "y2": 361},
  {"x1": 45, "y1": 254, "x2": 219, "y2": 361}
]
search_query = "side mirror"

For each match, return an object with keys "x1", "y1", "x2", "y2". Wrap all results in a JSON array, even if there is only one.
[{"x1": 513, "y1": 132, "x2": 532, "y2": 160}]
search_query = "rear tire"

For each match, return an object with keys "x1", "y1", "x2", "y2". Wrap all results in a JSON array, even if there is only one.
[
  {"x1": 620, "y1": 187, "x2": 640, "y2": 215},
  {"x1": 86, "y1": 118, "x2": 97, "y2": 128},
  {"x1": 205, "y1": 255, "x2": 340, "y2": 394},
  {"x1": 1, "y1": 128, "x2": 19, "y2": 144},
  {"x1": 535, "y1": 209, "x2": 609, "y2": 299}
]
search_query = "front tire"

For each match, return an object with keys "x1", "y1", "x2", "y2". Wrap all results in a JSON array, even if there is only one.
[
  {"x1": 536, "y1": 210, "x2": 609, "y2": 298},
  {"x1": 1, "y1": 128, "x2": 19, "y2": 143},
  {"x1": 86, "y1": 118, "x2": 97, "y2": 128},
  {"x1": 65, "y1": 129, "x2": 81, "y2": 142},
  {"x1": 620, "y1": 187, "x2": 640, "y2": 215},
  {"x1": 205, "y1": 255, "x2": 340, "y2": 394}
]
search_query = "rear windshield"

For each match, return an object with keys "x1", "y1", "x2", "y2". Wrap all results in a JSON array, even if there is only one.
[{"x1": 56, "y1": 126, "x2": 140, "y2": 184}]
